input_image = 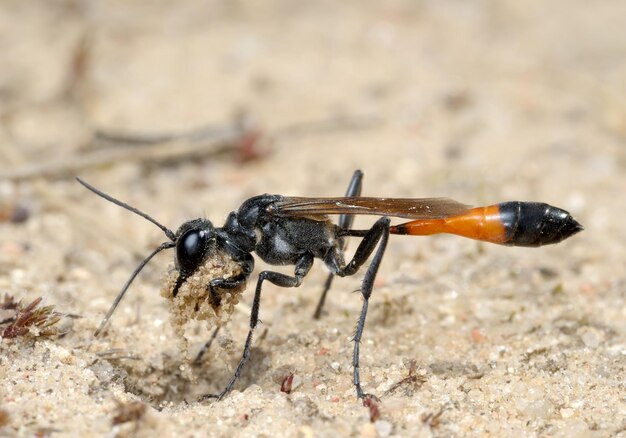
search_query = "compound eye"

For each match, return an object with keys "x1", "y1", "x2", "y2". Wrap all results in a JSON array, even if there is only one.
[{"x1": 177, "y1": 229, "x2": 207, "y2": 275}]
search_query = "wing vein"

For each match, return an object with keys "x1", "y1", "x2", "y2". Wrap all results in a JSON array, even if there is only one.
[{"x1": 272, "y1": 197, "x2": 470, "y2": 220}]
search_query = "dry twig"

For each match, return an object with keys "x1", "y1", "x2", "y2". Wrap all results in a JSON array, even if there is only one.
[{"x1": 0, "y1": 113, "x2": 382, "y2": 182}]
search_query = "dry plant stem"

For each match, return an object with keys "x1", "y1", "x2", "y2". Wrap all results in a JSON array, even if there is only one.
[
  {"x1": 0, "y1": 137, "x2": 236, "y2": 181},
  {"x1": 0, "y1": 114, "x2": 382, "y2": 181},
  {"x1": 93, "y1": 123, "x2": 241, "y2": 146},
  {"x1": 382, "y1": 359, "x2": 423, "y2": 396},
  {"x1": 96, "y1": 349, "x2": 141, "y2": 361}
]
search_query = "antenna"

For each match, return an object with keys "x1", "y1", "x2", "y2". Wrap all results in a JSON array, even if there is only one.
[
  {"x1": 93, "y1": 241, "x2": 175, "y2": 336},
  {"x1": 76, "y1": 177, "x2": 178, "y2": 336},
  {"x1": 76, "y1": 177, "x2": 176, "y2": 241}
]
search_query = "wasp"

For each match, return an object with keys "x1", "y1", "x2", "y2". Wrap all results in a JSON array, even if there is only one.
[{"x1": 77, "y1": 170, "x2": 582, "y2": 401}]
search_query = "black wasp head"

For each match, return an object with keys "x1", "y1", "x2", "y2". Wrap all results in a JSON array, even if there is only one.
[{"x1": 174, "y1": 218, "x2": 216, "y2": 277}]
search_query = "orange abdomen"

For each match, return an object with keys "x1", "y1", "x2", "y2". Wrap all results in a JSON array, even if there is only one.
[
  {"x1": 390, "y1": 205, "x2": 507, "y2": 244},
  {"x1": 389, "y1": 202, "x2": 583, "y2": 247}
]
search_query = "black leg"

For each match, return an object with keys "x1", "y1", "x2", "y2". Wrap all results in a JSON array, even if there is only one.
[
  {"x1": 194, "y1": 255, "x2": 254, "y2": 363},
  {"x1": 207, "y1": 273, "x2": 249, "y2": 307},
  {"x1": 194, "y1": 325, "x2": 220, "y2": 365},
  {"x1": 329, "y1": 217, "x2": 390, "y2": 400},
  {"x1": 313, "y1": 170, "x2": 363, "y2": 319},
  {"x1": 334, "y1": 217, "x2": 389, "y2": 278},
  {"x1": 200, "y1": 253, "x2": 314, "y2": 401},
  {"x1": 352, "y1": 218, "x2": 389, "y2": 399}
]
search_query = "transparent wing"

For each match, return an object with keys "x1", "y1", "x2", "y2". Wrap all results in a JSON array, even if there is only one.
[{"x1": 272, "y1": 197, "x2": 471, "y2": 220}]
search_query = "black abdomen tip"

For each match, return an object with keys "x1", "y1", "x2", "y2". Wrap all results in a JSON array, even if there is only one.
[
  {"x1": 500, "y1": 202, "x2": 583, "y2": 247},
  {"x1": 561, "y1": 215, "x2": 584, "y2": 241}
]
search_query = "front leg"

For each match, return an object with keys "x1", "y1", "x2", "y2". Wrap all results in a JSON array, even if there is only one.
[
  {"x1": 194, "y1": 255, "x2": 254, "y2": 364},
  {"x1": 200, "y1": 252, "x2": 314, "y2": 401},
  {"x1": 208, "y1": 273, "x2": 250, "y2": 308}
]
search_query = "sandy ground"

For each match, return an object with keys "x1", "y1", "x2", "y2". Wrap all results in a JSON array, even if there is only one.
[{"x1": 0, "y1": 1, "x2": 625, "y2": 437}]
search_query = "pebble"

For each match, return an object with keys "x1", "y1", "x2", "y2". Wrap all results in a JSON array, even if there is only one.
[
  {"x1": 468, "y1": 388, "x2": 484, "y2": 403},
  {"x1": 360, "y1": 423, "x2": 377, "y2": 438},
  {"x1": 374, "y1": 420, "x2": 393, "y2": 437},
  {"x1": 291, "y1": 374, "x2": 303, "y2": 390},
  {"x1": 579, "y1": 327, "x2": 603, "y2": 349}
]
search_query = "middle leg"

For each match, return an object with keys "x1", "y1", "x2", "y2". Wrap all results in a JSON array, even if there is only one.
[
  {"x1": 314, "y1": 169, "x2": 363, "y2": 319},
  {"x1": 200, "y1": 252, "x2": 314, "y2": 400}
]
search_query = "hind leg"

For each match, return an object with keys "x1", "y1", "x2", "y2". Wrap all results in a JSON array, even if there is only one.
[
  {"x1": 327, "y1": 217, "x2": 391, "y2": 399},
  {"x1": 313, "y1": 169, "x2": 363, "y2": 319}
]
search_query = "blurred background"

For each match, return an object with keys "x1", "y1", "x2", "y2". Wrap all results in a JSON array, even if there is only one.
[{"x1": 0, "y1": 0, "x2": 624, "y2": 436}]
